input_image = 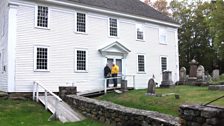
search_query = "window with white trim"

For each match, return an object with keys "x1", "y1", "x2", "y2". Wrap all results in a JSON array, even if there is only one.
[
  {"x1": 109, "y1": 18, "x2": 118, "y2": 36},
  {"x1": 138, "y1": 55, "x2": 145, "y2": 72},
  {"x1": 76, "y1": 13, "x2": 86, "y2": 33},
  {"x1": 36, "y1": 6, "x2": 49, "y2": 28},
  {"x1": 34, "y1": 46, "x2": 49, "y2": 71},
  {"x1": 136, "y1": 24, "x2": 144, "y2": 40},
  {"x1": 161, "y1": 57, "x2": 167, "y2": 72},
  {"x1": 75, "y1": 49, "x2": 87, "y2": 71},
  {"x1": 159, "y1": 28, "x2": 167, "y2": 44}
]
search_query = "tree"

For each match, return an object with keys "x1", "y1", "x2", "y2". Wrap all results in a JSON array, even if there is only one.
[
  {"x1": 144, "y1": 0, "x2": 152, "y2": 6},
  {"x1": 153, "y1": 0, "x2": 170, "y2": 16},
  {"x1": 170, "y1": 0, "x2": 216, "y2": 73}
]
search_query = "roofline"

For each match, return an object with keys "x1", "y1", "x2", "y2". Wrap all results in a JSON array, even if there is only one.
[{"x1": 46, "y1": 0, "x2": 180, "y2": 28}]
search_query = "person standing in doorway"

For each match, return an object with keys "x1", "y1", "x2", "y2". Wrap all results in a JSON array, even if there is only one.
[
  {"x1": 111, "y1": 63, "x2": 119, "y2": 87},
  {"x1": 104, "y1": 64, "x2": 111, "y2": 87}
]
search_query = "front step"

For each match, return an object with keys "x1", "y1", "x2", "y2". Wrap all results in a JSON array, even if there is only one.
[{"x1": 38, "y1": 96, "x2": 85, "y2": 123}]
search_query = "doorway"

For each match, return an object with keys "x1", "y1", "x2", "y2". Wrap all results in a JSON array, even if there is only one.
[{"x1": 107, "y1": 58, "x2": 122, "y2": 85}]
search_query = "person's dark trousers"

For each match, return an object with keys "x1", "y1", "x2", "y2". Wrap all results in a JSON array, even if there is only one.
[
  {"x1": 112, "y1": 74, "x2": 117, "y2": 87},
  {"x1": 105, "y1": 76, "x2": 110, "y2": 87}
]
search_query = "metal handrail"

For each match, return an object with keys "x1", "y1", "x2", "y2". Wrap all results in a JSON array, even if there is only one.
[{"x1": 33, "y1": 81, "x2": 62, "y2": 120}]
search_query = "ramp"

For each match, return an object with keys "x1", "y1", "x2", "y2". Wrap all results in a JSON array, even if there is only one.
[{"x1": 38, "y1": 96, "x2": 85, "y2": 123}]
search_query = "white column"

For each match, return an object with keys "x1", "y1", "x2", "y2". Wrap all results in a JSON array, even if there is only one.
[{"x1": 7, "y1": 4, "x2": 18, "y2": 92}]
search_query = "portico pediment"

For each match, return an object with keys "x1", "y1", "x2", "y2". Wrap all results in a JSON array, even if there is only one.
[{"x1": 99, "y1": 41, "x2": 131, "y2": 57}]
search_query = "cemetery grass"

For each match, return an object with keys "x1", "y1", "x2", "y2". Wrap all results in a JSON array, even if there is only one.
[
  {"x1": 98, "y1": 85, "x2": 224, "y2": 117},
  {"x1": 0, "y1": 99, "x2": 103, "y2": 126}
]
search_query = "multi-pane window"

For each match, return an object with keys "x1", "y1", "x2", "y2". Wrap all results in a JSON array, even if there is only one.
[
  {"x1": 159, "y1": 28, "x2": 167, "y2": 44},
  {"x1": 77, "y1": 13, "x2": 86, "y2": 32},
  {"x1": 76, "y1": 50, "x2": 86, "y2": 71},
  {"x1": 37, "y1": 6, "x2": 48, "y2": 28},
  {"x1": 161, "y1": 57, "x2": 167, "y2": 72},
  {"x1": 109, "y1": 18, "x2": 118, "y2": 36},
  {"x1": 138, "y1": 55, "x2": 145, "y2": 72},
  {"x1": 136, "y1": 24, "x2": 143, "y2": 40},
  {"x1": 35, "y1": 47, "x2": 48, "y2": 70}
]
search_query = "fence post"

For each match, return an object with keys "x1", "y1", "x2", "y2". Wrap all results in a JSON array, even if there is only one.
[
  {"x1": 44, "y1": 89, "x2": 48, "y2": 110},
  {"x1": 104, "y1": 79, "x2": 107, "y2": 94},
  {"x1": 36, "y1": 84, "x2": 39, "y2": 102},
  {"x1": 32, "y1": 82, "x2": 36, "y2": 101},
  {"x1": 133, "y1": 75, "x2": 136, "y2": 89}
]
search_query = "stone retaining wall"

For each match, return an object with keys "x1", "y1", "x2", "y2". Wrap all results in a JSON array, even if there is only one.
[
  {"x1": 208, "y1": 85, "x2": 224, "y2": 91},
  {"x1": 180, "y1": 105, "x2": 224, "y2": 126},
  {"x1": 64, "y1": 95, "x2": 180, "y2": 126}
]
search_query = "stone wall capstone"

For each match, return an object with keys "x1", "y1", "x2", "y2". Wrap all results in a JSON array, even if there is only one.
[
  {"x1": 64, "y1": 95, "x2": 180, "y2": 126},
  {"x1": 180, "y1": 105, "x2": 224, "y2": 126}
]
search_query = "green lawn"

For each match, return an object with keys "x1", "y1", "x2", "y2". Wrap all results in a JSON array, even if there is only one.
[
  {"x1": 0, "y1": 99, "x2": 103, "y2": 126},
  {"x1": 98, "y1": 85, "x2": 224, "y2": 116}
]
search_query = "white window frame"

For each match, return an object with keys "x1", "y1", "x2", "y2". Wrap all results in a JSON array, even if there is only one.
[
  {"x1": 160, "y1": 56, "x2": 168, "y2": 72},
  {"x1": 159, "y1": 28, "x2": 167, "y2": 44},
  {"x1": 108, "y1": 17, "x2": 119, "y2": 37},
  {"x1": 35, "y1": 5, "x2": 50, "y2": 29},
  {"x1": 136, "y1": 24, "x2": 144, "y2": 41},
  {"x1": 75, "y1": 11, "x2": 88, "y2": 34},
  {"x1": 137, "y1": 54, "x2": 146, "y2": 73},
  {"x1": 34, "y1": 45, "x2": 50, "y2": 72},
  {"x1": 74, "y1": 48, "x2": 88, "y2": 73}
]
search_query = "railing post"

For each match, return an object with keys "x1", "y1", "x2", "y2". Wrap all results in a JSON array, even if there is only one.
[
  {"x1": 133, "y1": 75, "x2": 136, "y2": 89},
  {"x1": 33, "y1": 82, "x2": 36, "y2": 101},
  {"x1": 104, "y1": 78, "x2": 107, "y2": 94},
  {"x1": 36, "y1": 84, "x2": 39, "y2": 102},
  {"x1": 44, "y1": 89, "x2": 48, "y2": 110}
]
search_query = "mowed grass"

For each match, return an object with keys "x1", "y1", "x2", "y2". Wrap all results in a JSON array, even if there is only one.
[
  {"x1": 98, "y1": 85, "x2": 224, "y2": 116},
  {"x1": 0, "y1": 99, "x2": 103, "y2": 126}
]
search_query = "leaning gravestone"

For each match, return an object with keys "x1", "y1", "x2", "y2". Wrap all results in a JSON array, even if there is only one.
[
  {"x1": 196, "y1": 65, "x2": 205, "y2": 81},
  {"x1": 145, "y1": 78, "x2": 156, "y2": 96},
  {"x1": 212, "y1": 69, "x2": 220, "y2": 80},
  {"x1": 189, "y1": 59, "x2": 198, "y2": 81},
  {"x1": 160, "y1": 71, "x2": 174, "y2": 87},
  {"x1": 179, "y1": 67, "x2": 186, "y2": 84}
]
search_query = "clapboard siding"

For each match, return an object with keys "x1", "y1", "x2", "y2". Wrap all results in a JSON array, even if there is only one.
[
  {"x1": 13, "y1": 1, "x2": 178, "y2": 92},
  {"x1": 0, "y1": 0, "x2": 8, "y2": 92}
]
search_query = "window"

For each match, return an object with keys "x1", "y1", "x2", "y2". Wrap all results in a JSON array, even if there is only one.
[
  {"x1": 109, "y1": 18, "x2": 118, "y2": 36},
  {"x1": 34, "y1": 46, "x2": 49, "y2": 71},
  {"x1": 75, "y1": 49, "x2": 87, "y2": 72},
  {"x1": 36, "y1": 6, "x2": 49, "y2": 28},
  {"x1": 136, "y1": 24, "x2": 144, "y2": 40},
  {"x1": 138, "y1": 55, "x2": 145, "y2": 72},
  {"x1": 161, "y1": 57, "x2": 167, "y2": 72},
  {"x1": 76, "y1": 13, "x2": 86, "y2": 33},
  {"x1": 159, "y1": 28, "x2": 167, "y2": 44}
]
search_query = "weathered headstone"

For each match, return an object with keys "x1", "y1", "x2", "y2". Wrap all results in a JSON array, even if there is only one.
[
  {"x1": 196, "y1": 65, "x2": 205, "y2": 81},
  {"x1": 121, "y1": 80, "x2": 128, "y2": 92},
  {"x1": 160, "y1": 71, "x2": 174, "y2": 87},
  {"x1": 145, "y1": 78, "x2": 156, "y2": 96},
  {"x1": 212, "y1": 69, "x2": 220, "y2": 80},
  {"x1": 189, "y1": 59, "x2": 198, "y2": 81},
  {"x1": 179, "y1": 67, "x2": 186, "y2": 83}
]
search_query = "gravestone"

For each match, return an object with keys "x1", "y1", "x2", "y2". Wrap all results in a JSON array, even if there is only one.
[
  {"x1": 179, "y1": 67, "x2": 186, "y2": 83},
  {"x1": 121, "y1": 80, "x2": 128, "y2": 92},
  {"x1": 212, "y1": 69, "x2": 220, "y2": 80},
  {"x1": 196, "y1": 65, "x2": 205, "y2": 81},
  {"x1": 160, "y1": 71, "x2": 174, "y2": 87},
  {"x1": 189, "y1": 59, "x2": 198, "y2": 81},
  {"x1": 145, "y1": 78, "x2": 156, "y2": 96}
]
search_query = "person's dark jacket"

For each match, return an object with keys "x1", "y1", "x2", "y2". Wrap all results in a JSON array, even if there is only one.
[{"x1": 104, "y1": 66, "x2": 111, "y2": 77}]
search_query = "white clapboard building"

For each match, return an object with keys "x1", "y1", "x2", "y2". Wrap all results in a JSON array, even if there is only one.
[{"x1": 0, "y1": 0, "x2": 179, "y2": 93}]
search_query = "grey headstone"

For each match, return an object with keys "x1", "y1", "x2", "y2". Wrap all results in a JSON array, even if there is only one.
[
  {"x1": 147, "y1": 78, "x2": 156, "y2": 94},
  {"x1": 197, "y1": 65, "x2": 205, "y2": 80},
  {"x1": 160, "y1": 71, "x2": 174, "y2": 87},
  {"x1": 179, "y1": 67, "x2": 186, "y2": 82},
  {"x1": 189, "y1": 59, "x2": 198, "y2": 79},
  {"x1": 212, "y1": 69, "x2": 220, "y2": 80}
]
